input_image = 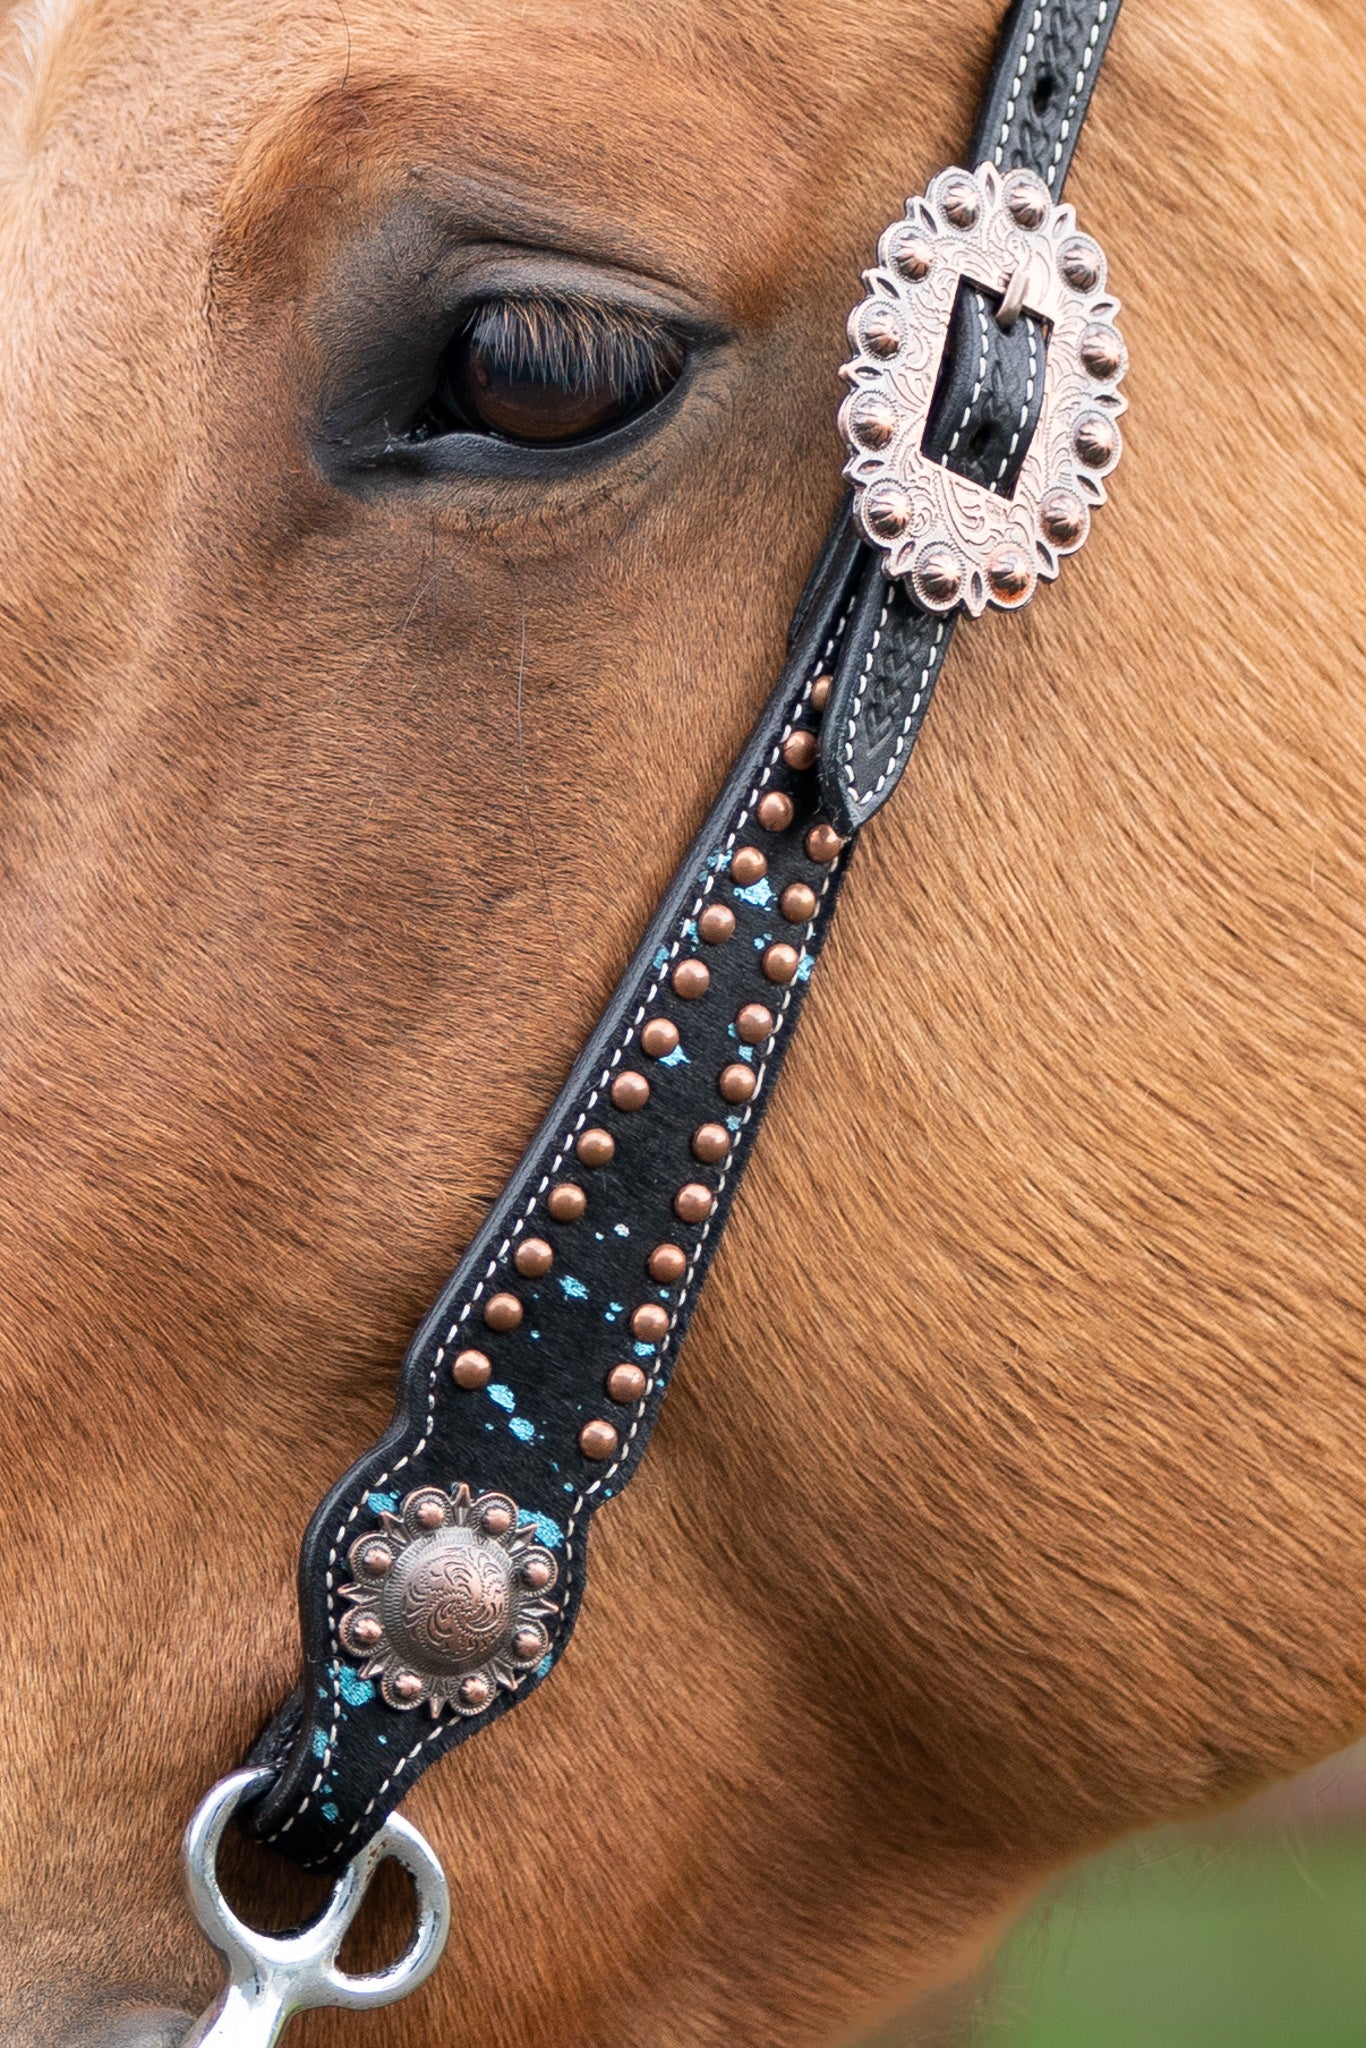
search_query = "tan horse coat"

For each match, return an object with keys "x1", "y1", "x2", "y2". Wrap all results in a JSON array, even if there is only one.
[{"x1": 0, "y1": 0, "x2": 1363, "y2": 2042}]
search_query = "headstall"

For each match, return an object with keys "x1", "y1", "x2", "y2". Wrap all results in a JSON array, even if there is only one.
[{"x1": 180, "y1": 2, "x2": 1126, "y2": 2038}]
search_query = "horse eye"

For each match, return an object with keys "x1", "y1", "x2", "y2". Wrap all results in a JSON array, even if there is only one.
[{"x1": 421, "y1": 297, "x2": 687, "y2": 446}]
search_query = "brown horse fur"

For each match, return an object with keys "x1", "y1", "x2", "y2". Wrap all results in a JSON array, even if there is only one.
[{"x1": 0, "y1": 0, "x2": 1363, "y2": 2041}]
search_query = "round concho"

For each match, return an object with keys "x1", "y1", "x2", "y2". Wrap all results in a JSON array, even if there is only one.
[{"x1": 837, "y1": 160, "x2": 1126, "y2": 616}]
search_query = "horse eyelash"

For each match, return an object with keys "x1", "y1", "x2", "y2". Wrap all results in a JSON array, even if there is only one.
[{"x1": 455, "y1": 294, "x2": 685, "y2": 402}]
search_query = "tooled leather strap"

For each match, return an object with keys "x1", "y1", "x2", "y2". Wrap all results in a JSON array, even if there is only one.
[{"x1": 247, "y1": 0, "x2": 1123, "y2": 1871}]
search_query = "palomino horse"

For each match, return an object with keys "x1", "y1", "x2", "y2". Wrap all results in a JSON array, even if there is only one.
[{"x1": 1, "y1": 0, "x2": 1362, "y2": 2042}]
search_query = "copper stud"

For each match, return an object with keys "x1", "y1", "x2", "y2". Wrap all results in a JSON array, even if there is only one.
[
  {"x1": 672, "y1": 958, "x2": 711, "y2": 1000},
  {"x1": 648, "y1": 1242, "x2": 688, "y2": 1283},
  {"x1": 719, "y1": 1062, "x2": 757, "y2": 1104},
  {"x1": 521, "y1": 1553, "x2": 555, "y2": 1588},
  {"x1": 514, "y1": 1237, "x2": 554, "y2": 1277},
  {"x1": 361, "y1": 1545, "x2": 392, "y2": 1576},
  {"x1": 1074, "y1": 414, "x2": 1117, "y2": 468},
  {"x1": 452, "y1": 1347, "x2": 493, "y2": 1390},
  {"x1": 986, "y1": 546, "x2": 1032, "y2": 601},
  {"x1": 848, "y1": 394, "x2": 897, "y2": 450},
  {"x1": 756, "y1": 792, "x2": 794, "y2": 833},
  {"x1": 782, "y1": 729, "x2": 818, "y2": 771},
  {"x1": 481, "y1": 1502, "x2": 513, "y2": 1536},
  {"x1": 577, "y1": 1127, "x2": 616, "y2": 1167},
  {"x1": 863, "y1": 482, "x2": 913, "y2": 540},
  {"x1": 547, "y1": 1182, "x2": 587, "y2": 1222},
  {"x1": 805, "y1": 822, "x2": 843, "y2": 864},
  {"x1": 692, "y1": 1122, "x2": 731, "y2": 1164},
  {"x1": 414, "y1": 1498, "x2": 447, "y2": 1530},
  {"x1": 762, "y1": 943, "x2": 800, "y2": 985},
  {"x1": 860, "y1": 305, "x2": 902, "y2": 359},
  {"x1": 512, "y1": 1627, "x2": 544, "y2": 1661},
  {"x1": 1039, "y1": 488, "x2": 1087, "y2": 548},
  {"x1": 891, "y1": 232, "x2": 934, "y2": 281},
  {"x1": 1079, "y1": 324, "x2": 1124, "y2": 380},
  {"x1": 607, "y1": 1361, "x2": 648, "y2": 1404},
  {"x1": 698, "y1": 903, "x2": 736, "y2": 943},
  {"x1": 780, "y1": 882, "x2": 817, "y2": 923},
  {"x1": 640, "y1": 1017, "x2": 680, "y2": 1059},
  {"x1": 631, "y1": 1302, "x2": 670, "y2": 1343},
  {"x1": 1060, "y1": 236, "x2": 1103, "y2": 292},
  {"x1": 350, "y1": 1613, "x2": 383, "y2": 1647},
  {"x1": 731, "y1": 846, "x2": 768, "y2": 885},
  {"x1": 579, "y1": 1419, "x2": 619, "y2": 1460},
  {"x1": 736, "y1": 1002, "x2": 775, "y2": 1045},
  {"x1": 674, "y1": 1182, "x2": 716, "y2": 1223},
  {"x1": 916, "y1": 544, "x2": 963, "y2": 606},
  {"x1": 940, "y1": 177, "x2": 981, "y2": 229},
  {"x1": 1005, "y1": 172, "x2": 1050, "y2": 229},
  {"x1": 484, "y1": 1291, "x2": 523, "y2": 1332},
  {"x1": 810, "y1": 675, "x2": 832, "y2": 713},
  {"x1": 393, "y1": 1672, "x2": 424, "y2": 1702},
  {"x1": 459, "y1": 1673, "x2": 493, "y2": 1708},
  {"x1": 611, "y1": 1070, "x2": 651, "y2": 1112}
]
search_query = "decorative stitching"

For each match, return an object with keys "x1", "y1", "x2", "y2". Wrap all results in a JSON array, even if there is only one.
[
  {"x1": 1047, "y1": 2, "x2": 1109, "y2": 190},
  {"x1": 993, "y1": 5, "x2": 1042, "y2": 164},
  {"x1": 274, "y1": 596, "x2": 857, "y2": 1857},
  {"x1": 945, "y1": 291, "x2": 990, "y2": 459},
  {"x1": 841, "y1": 610, "x2": 946, "y2": 810},
  {"x1": 994, "y1": 314, "x2": 1038, "y2": 486}
]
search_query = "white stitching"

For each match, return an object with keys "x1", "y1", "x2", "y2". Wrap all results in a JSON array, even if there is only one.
[
  {"x1": 275, "y1": 598, "x2": 858, "y2": 1856},
  {"x1": 993, "y1": 313, "x2": 1037, "y2": 486},
  {"x1": 1047, "y1": 2, "x2": 1109, "y2": 190},
  {"x1": 993, "y1": 5, "x2": 1042, "y2": 165},
  {"x1": 840, "y1": 611, "x2": 946, "y2": 809},
  {"x1": 945, "y1": 291, "x2": 990, "y2": 459}
]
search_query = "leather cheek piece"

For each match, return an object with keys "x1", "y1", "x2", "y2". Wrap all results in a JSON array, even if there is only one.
[{"x1": 817, "y1": 565, "x2": 954, "y2": 837}]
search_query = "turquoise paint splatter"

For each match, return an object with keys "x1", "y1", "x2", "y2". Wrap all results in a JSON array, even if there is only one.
[
  {"x1": 652, "y1": 945, "x2": 670, "y2": 970},
  {"x1": 367, "y1": 1490, "x2": 398, "y2": 1515},
  {"x1": 488, "y1": 1383, "x2": 515, "y2": 1411},
  {"x1": 736, "y1": 1043, "x2": 754, "y2": 1062},
  {"x1": 339, "y1": 1670, "x2": 374, "y2": 1707},
  {"x1": 559, "y1": 1274, "x2": 589, "y2": 1301},
  {"x1": 726, "y1": 1114, "x2": 742, "y2": 1132},
  {"x1": 734, "y1": 878, "x2": 775, "y2": 908},
  {"x1": 605, "y1": 1300, "x2": 624, "y2": 1322},
  {"x1": 321, "y1": 1802, "x2": 340, "y2": 1823},
  {"x1": 312, "y1": 1727, "x2": 329, "y2": 1759},
  {"x1": 530, "y1": 1512, "x2": 563, "y2": 1549},
  {"x1": 535, "y1": 1654, "x2": 553, "y2": 1678},
  {"x1": 634, "y1": 1340, "x2": 656, "y2": 1358},
  {"x1": 683, "y1": 919, "x2": 698, "y2": 939},
  {"x1": 509, "y1": 1416, "x2": 535, "y2": 1443},
  {"x1": 659, "y1": 1044, "x2": 689, "y2": 1067},
  {"x1": 796, "y1": 955, "x2": 813, "y2": 980}
]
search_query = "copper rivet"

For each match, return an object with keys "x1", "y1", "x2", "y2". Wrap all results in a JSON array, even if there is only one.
[
  {"x1": 607, "y1": 1361, "x2": 648, "y2": 1404},
  {"x1": 648, "y1": 1242, "x2": 688, "y2": 1283},
  {"x1": 481, "y1": 1502, "x2": 513, "y2": 1535},
  {"x1": 611, "y1": 1070, "x2": 651, "y2": 1112},
  {"x1": 1005, "y1": 172, "x2": 1050, "y2": 229},
  {"x1": 362, "y1": 1545, "x2": 392, "y2": 1576},
  {"x1": 631, "y1": 1301, "x2": 670, "y2": 1343},
  {"x1": 640, "y1": 1017, "x2": 680, "y2": 1058},
  {"x1": 577, "y1": 1127, "x2": 616, "y2": 1167},
  {"x1": 762, "y1": 943, "x2": 800, "y2": 984},
  {"x1": 414, "y1": 1498, "x2": 446, "y2": 1530},
  {"x1": 782, "y1": 729, "x2": 818, "y2": 771},
  {"x1": 860, "y1": 305, "x2": 902, "y2": 359},
  {"x1": 698, "y1": 902, "x2": 736, "y2": 943},
  {"x1": 672, "y1": 957, "x2": 711, "y2": 999},
  {"x1": 1080, "y1": 324, "x2": 1124, "y2": 380},
  {"x1": 811, "y1": 675, "x2": 832, "y2": 713},
  {"x1": 674, "y1": 1182, "x2": 716, "y2": 1223},
  {"x1": 986, "y1": 546, "x2": 1032, "y2": 601},
  {"x1": 459, "y1": 1673, "x2": 492, "y2": 1708},
  {"x1": 736, "y1": 1002, "x2": 775, "y2": 1045},
  {"x1": 1074, "y1": 414, "x2": 1117, "y2": 468},
  {"x1": 484, "y1": 1291, "x2": 523, "y2": 1331},
  {"x1": 1039, "y1": 488, "x2": 1087, "y2": 547},
  {"x1": 805, "y1": 822, "x2": 843, "y2": 864},
  {"x1": 719, "y1": 1061, "x2": 757, "y2": 1104},
  {"x1": 757, "y1": 791, "x2": 794, "y2": 833},
  {"x1": 514, "y1": 1236, "x2": 554, "y2": 1277},
  {"x1": 394, "y1": 1673, "x2": 424, "y2": 1702},
  {"x1": 580, "y1": 1419, "x2": 619, "y2": 1460},
  {"x1": 848, "y1": 394, "x2": 897, "y2": 450},
  {"x1": 891, "y1": 231, "x2": 934, "y2": 281},
  {"x1": 351, "y1": 1614, "x2": 383, "y2": 1646},
  {"x1": 512, "y1": 1627, "x2": 544, "y2": 1661},
  {"x1": 692, "y1": 1122, "x2": 731, "y2": 1163},
  {"x1": 451, "y1": 1347, "x2": 493, "y2": 1390},
  {"x1": 1060, "y1": 236, "x2": 1103, "y2": 292},
  {"x1": 731, "y1": 846, "x2": 768, "y2": 885},
  {"x1": 547, "y1": 1182, "x2": 587, "y2": 1221},
  {"x1": 864, "y1": 483, "x2": 913, "y2": 540},
  {"x1": 780, "y1": 882, "x2": 817, "y2": 923},
  {"x1": 916, "y1": 544, "x2": 964, "y2": 606},
  {"x1": 521, "y1": 1554, "x2": 555, "y2": 1588},
  {"x1": 941, "y1": 177, "x2": 980, "y2": 228}
]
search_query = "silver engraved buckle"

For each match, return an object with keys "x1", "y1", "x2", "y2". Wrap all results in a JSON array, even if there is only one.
[{"x1": 839, "y1": 162, "x2": 1126, "y2": 617}]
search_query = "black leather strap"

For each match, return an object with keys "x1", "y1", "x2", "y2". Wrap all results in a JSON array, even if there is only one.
[{"x1": 247, "y1": 0, "x2": 1123, "y2": 1871}]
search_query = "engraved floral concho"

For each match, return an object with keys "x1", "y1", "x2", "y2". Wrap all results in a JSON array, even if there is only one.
[
  {"x1": 340, "y1": 1484, "x2": 559, "y2": 1716},
  {"x1": 839, "y1": 162, "x2": 1126, "y2": 617}
]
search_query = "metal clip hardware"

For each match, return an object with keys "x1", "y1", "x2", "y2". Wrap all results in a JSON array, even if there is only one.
[{"x1": 181, "y1": 1769, "x2": 451, "y2": 2048}]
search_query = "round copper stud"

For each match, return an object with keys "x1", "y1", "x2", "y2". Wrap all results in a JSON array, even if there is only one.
[
  {"x1": 361, "y1": 1545, "x2": 392, "y2": 1576},
  {"x1": 512, "y1": 1626, "x2": 545, "y2": 1662},
  {"x1": 940, "y1": 177, "x2": 981, "y2": 229},
  {"x1": 860, "y1": 304, "x2": 902, "y2": 359},
  {"x1": 350, "y1": 1613, "x2": 383, "y2": 1648},
  {"x1": 1005, "y1": 171, "x2": 1050, "y2": 229},
  {"x1": 782, "y1": 729, "x2": 818, "y2": 771},
  {"x1": 805, "y1": 822, "x2": 843, "y2": 864},
  {"x1": 484, "y1": 1292, "x2": 523, "y2": 1332},
  {"x1": 1079, "y1": 324, "x2": 1125, "y2": 380},
  {"x1": 521, "y1": 1554, "x2": 555, "y2": 1589},
  {"x1": 481, "y1": 1501, "x2": 513, "y2": 1536},
  {"x1": 1060, "y1": 236, "x2": 1103, "y2": 293},
  {"x1": 611, "y1": 1070, "x2": 651, "y2": 1112},
  {"x1": 459, "y1": 1673, "x2": 493, "y2": 1709},
  {"x1": 780, "y1": 882, "x2": 817, "y2": 923},
  {"x1": 414, "y1": 1497, "x2": 446, "y2": 1530},
  {"x1": 890, "y1": 231, "x2": 934, "y2": 281},
  {"x1": 731, "y1": 846, "x2": 768, "y2": 885},
  {"x1": 915, "y1": 544, "x2": 964, "y2": 608},
  {"x1": 647, "y1": 1242, "x2": 688, "y2": 1283},
  {"x1": 986, "y1": 545, "x2": 1033, "y2": 603},
  {"x1": 672, "y1": 958, "x2": 711, "y2": 1000},
  {"x1": 863, "y1": 482, "x2": 913, "y2": 540},
  {"x1": 736, "y1": 1002, "x2": 775, "y2": 1045},
  {"x1": 1074, "y1": 414, "x2": 1118, "y2": 469},
  {"x1": 452, "y1": 1347, "x2": 493, "y2": 1390},
  {"x1": 576, "y1": 1127, "x2": 616, "y2": 1167},
  {"x1": 640, "y1": 1017, "x2": 680, "y2": 1059},
  {"x1": 607, "y1": 1361, "x2": 648, "y2": 1404},
  {"x1": 810, "y1": 675, "x2": 832, "y2": 713},
  {"x1": 393, "y1": 1672, "x2": 425, "y2": 1703},
  {"x1": 547, "y1": 1182, "x2": 587, "y2": 1222},
  {"x1": 1039, "y1": 488, "x2": 1088, "y2": 548},
  {"x1": 756, "y1": 791, "x2": 795, "y2": 833},
  {"x1": 848, "y1": 393, "x2": 898, "y2": 450},
  {"x1": 698, "y1": 903, "x2": 736, "y2": 944},
  {"x1": 674, "y1": 1182, "x2": 716, "y2": 1224},
  {"x1": 719, "y1": 1062, "x2": 757, "y2": 1104},
  {"x1": 579, "y1": 1419, "x2": 620, "y2": 1461},
  {"x1": 514, "y1": 1237, "x2": 554, "y2": 1278},
  {"x1": 692, "y1": 1122, "x2": 731, "y2": 1164},
  {"x1": 762, "y1": 943, "x2": 800, "y2": 985},
  {"x1": 631, "y1": 1302, "x2": 670, "y2": 1343}
]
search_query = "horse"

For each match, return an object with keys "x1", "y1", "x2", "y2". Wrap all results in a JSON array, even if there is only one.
[{"x1": 1, "y1": 0, "x2": 1362, "y2": 2042}]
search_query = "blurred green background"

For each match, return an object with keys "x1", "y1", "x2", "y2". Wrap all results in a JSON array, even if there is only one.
[{"x1": 865, "y1": 1746, "x2": 1366, "y2": 2048}]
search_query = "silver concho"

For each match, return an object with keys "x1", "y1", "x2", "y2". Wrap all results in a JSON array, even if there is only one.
[
  {"x1": 340, "y1": 1484, "x2": 559, "y2": 1716},
  {"x1": 839, "y1": 163, "x2": 1126, "y2": 617}
]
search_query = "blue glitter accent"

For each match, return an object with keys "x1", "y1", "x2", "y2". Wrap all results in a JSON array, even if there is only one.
[
  {"x1": 726, "y1": 1114, "x2": 741, "y2": 1131},
  {"x1": 321, "y1": 1802, "x2": 340, "y2": 1823},
  {"x1": 509, "y1": 1416, "x2": 535, "y2": 1442},
  {"x1": 659, "y1": 1044, "x2": 689, "y2": 1067},
  {"x1": 339, "y1": 1670, "x2": 374, "y2": 1707},
  {"x1": 367, "y1": 1491, "x2": 398, "y2": 1515},
  {"x1": 634, "y1": 1340, "x2": 656, "y2": 1358},
  {"x1": 653, "y1": 945, "x2": 670, "y2": 970},
  {"x1": 737, "y1": 1044, "x2": 754, "y2": 1062},
  {"x1": 559, "y1": 1274, "x2": 589, "y2": 1301},
  {"x1": 613, "y1": 1222, "x2": 630, "y2": 1237},
  {"x1": 488, "y1": 1383, "x2": 515, "y2": 1411},
  {"x1": 734, "y1": 878, "x2": 775, "y2": 908},
  {"x1": 530, "y1": 1512, "x2": 564, "y2": 1549},
  {"x1": 796, "y1": 955, "x2": 813, "y2": 980},
  {"x1": 535, "y1": 1654, "x2": 553, "y2": 1678}
]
